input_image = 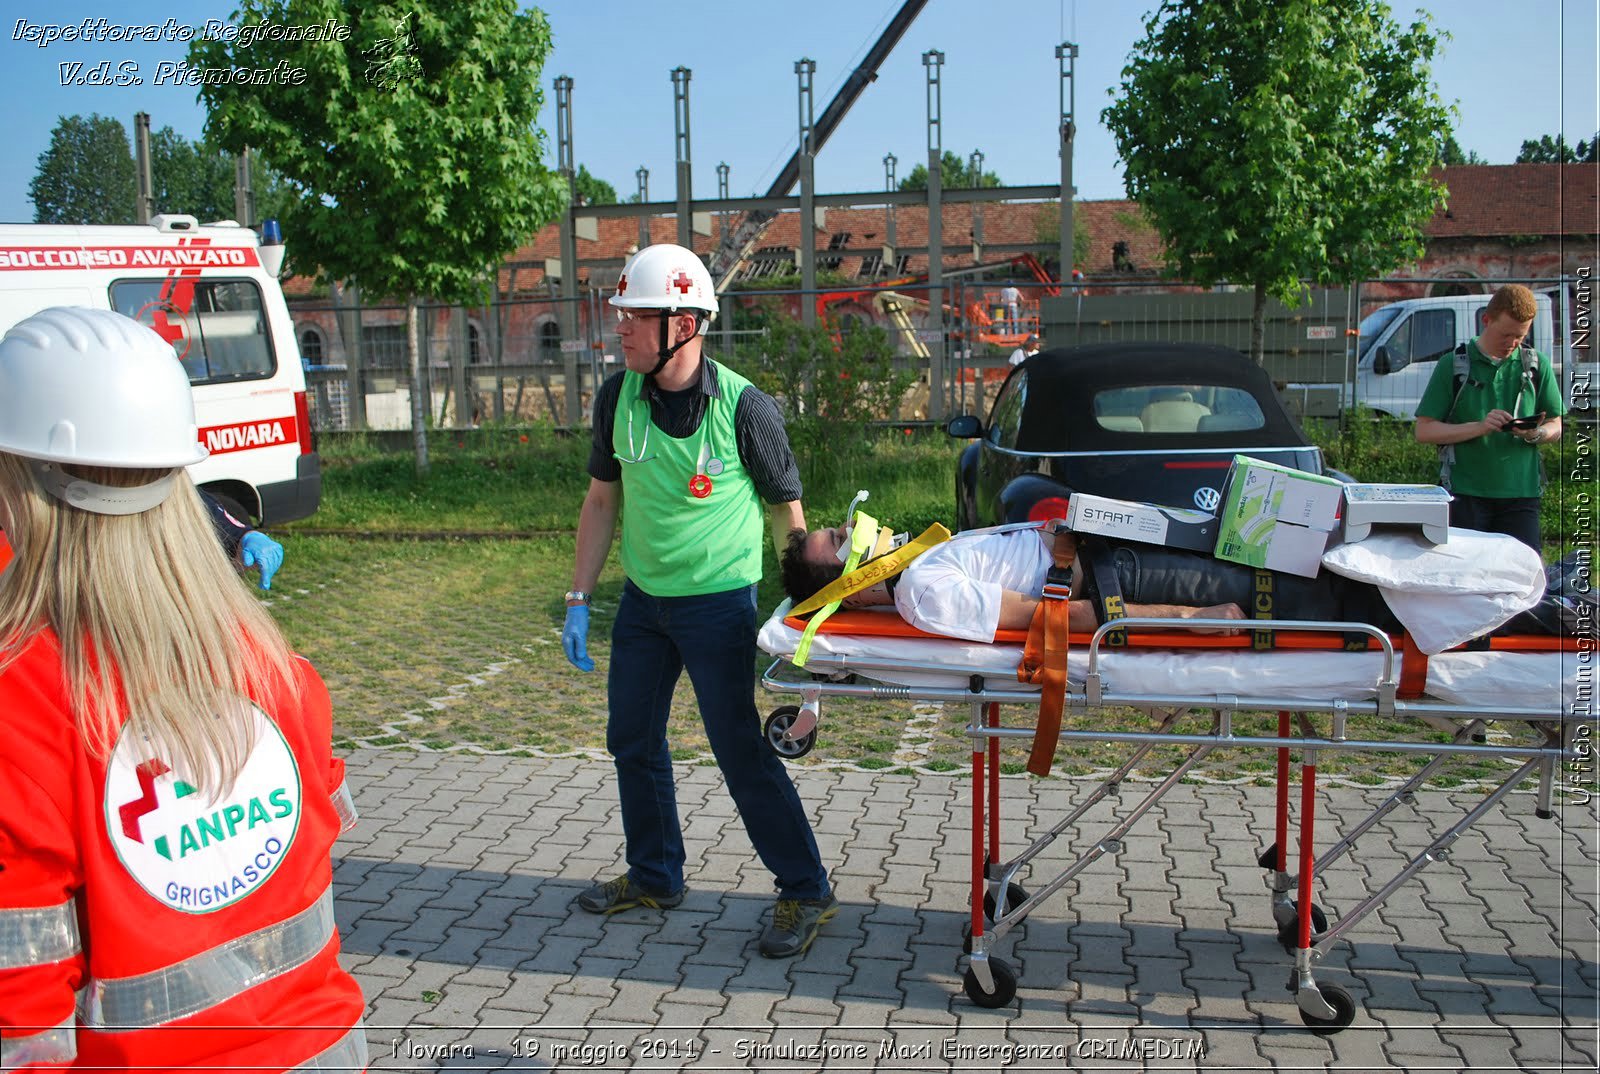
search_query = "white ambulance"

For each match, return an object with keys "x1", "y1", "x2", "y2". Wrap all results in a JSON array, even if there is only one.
[{"x1": 0, "y1": 214, "x2": 319, "y2": 523}]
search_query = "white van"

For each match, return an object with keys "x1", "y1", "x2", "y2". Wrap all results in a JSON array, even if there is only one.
[
  {"x1": 0, "y1": 215, "x2": 320, "y2": 523},
  {"x1": 1351, "y1": 292, "x2": 1560, "y2": 420}
]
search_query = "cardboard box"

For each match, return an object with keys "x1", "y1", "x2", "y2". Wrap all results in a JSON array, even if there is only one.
[
  {"x1": 1215, "y1": 456, "x2": 1343, "y2": 577},
  {"x1": 1066, "y1": 493, "x2": 1218, "y2": 552}
]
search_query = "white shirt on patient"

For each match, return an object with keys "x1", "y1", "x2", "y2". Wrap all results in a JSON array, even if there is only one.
[{"x1": 893, "y1": 528, "x2": 1053, "y2": 642}]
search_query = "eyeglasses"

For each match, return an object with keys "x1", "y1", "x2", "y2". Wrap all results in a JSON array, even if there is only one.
[{"x1": 615, "y1": 308, "x2": 674, "y2": 325}]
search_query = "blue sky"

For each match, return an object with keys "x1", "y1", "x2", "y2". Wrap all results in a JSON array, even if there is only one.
[{"x1": 0, "y1": 0, "x2": 1594, "y2": 221}]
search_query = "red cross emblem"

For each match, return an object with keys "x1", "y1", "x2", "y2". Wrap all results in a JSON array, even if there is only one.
[
  {"x1": 669, "y1": 271, "x2": 694, "y2": 295},
  {"x1": 616, "y1": 275, "x2": 627, "y2": 294}
]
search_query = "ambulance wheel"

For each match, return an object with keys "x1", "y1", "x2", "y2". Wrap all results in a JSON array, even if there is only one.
[
  {"x1": 1277, "y1": 901, "x2": 1329, "y2": 949},
  {"x1": 763, "y1": 706, "x2": 815, "y2": 759},
  {"x1": 963, "y1": 958, "x2": 1018, "y2": 1008},
  {"x1": 983, "y1": 883, "x2": 1029, "y2": 921},
  {"x1": 1299, "y1": 983, "x2": 1357, "y2": 1035}
]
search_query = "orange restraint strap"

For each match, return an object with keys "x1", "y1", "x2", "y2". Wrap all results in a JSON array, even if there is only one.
[
  {"x1": 1019, "y1": 526, "x2": 1076, "y2": 777},
  {"x1": 1398, "y1": 634, "x2": 1429, "y2": 699}
]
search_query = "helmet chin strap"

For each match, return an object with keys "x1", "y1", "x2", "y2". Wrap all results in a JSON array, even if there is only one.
[{"x1": 649, "y1": 310, "x2": 702, "y2": 377}]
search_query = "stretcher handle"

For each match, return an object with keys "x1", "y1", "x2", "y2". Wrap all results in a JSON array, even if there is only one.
[{"x1": 1086, "y1": 618, "x2": 1397, "y2": 686}]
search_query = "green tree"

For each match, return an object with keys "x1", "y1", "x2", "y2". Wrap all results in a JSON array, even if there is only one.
[
  {"x1": 1103, "y1": 0, "x2": 1450, "y2": 364},
  {"x1": 149, "y1": 129, "x2": 296, "y2": 225},
  {"x1": 29, "y1": 114, "x2": 136, "y2": 224},
  {"x1": 192, "y1": 0, "x2": 566, "y2": 474},
  {"x1": 897, "y1": 150, "x2": 1002, "y2": 191},
  {"x1": 572, "y1": 163, "x2": 617, "y2": 206},
  {"x1": 1516, "y1": 133, "x2": 1598, "y2": 163},
  {"x1": 1031, "y1": 202, "x2": 1094, "y2": 273},
  {"x1": 1438, "y1": 130, "x2": 1486, "y2": 165}
]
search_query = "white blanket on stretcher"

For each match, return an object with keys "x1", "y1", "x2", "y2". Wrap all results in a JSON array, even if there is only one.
[{"x1": 1321, "y1": 529, "x2": 1545, "y2": 654}]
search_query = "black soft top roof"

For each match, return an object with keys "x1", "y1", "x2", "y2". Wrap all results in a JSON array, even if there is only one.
[{"x1": 1011, "y1": 342, "x2": 1309, "y2": 452}]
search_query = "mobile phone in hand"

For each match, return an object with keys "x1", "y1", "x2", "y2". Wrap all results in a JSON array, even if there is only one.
[{"x1": 1504, "y1": 412, "x2": 1545, "y2": 432}]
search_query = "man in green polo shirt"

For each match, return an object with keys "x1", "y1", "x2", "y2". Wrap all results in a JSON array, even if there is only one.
[
  {"x1": 562, "y1": 243, "x2": 835, "y2": 959},
  {"x1": 1415, "y1": 284, "x2": 1564, "y2": 552}
]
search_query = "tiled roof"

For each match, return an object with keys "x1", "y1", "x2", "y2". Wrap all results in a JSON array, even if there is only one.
[
  {"x1": 277, "y1": 164, "x2": 1592, "y2": 298},
  {"x1": 1425, "y1": 163, "x2": 1597, "y2": 237}
]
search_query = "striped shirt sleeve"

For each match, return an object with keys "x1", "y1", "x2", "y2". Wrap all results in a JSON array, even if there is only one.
[{"x1": 734, "y1": 386, "x2": 802, "y2": 504}]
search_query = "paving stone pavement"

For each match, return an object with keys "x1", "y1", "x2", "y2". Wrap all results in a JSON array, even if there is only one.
[{"x1": 334, "y1": 749, "x2": 1599, "y2": 1073}]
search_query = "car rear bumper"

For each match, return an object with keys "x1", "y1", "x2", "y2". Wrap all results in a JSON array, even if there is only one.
[{"x1": 258, "y1": 453, "x2": 321, "y2": 524}]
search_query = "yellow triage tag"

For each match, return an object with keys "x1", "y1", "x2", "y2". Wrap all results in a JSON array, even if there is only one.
[{"x1": 790, "y1": 520, "x2": 952, "y2": 667}]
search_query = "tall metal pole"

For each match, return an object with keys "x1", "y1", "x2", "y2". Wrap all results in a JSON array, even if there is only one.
[
  {"x1": 796, "y1": 58, "x2": 818, "y2": 327},
  {"x1": 636, "y1": 166, "x2": 650, "y2": 249},
  {"x1": 1057, "y1": 42, "x2": 1079, "y2": 280},
  {"x1": 717, "y1": 162, "x2": 732, "y2": 355},
  {"x1": 969, "y1": 148, "x2": 984, "y2": 258},
  {"x1": 133, "y1": 112, "x2": 153, "y2": 224},
  {"x1": 233, "y1": 147, "x2": 254, "y2": 225},
  {"x1": 671, "y1": 66, "x2": 693, "y2": 250},
  {"x1": 923, "y1": 49, "x2": 945, "y2": 421},
  {"x1": 883, "y1": 152, "x2": 897, "y2": 276},
  {"x1": 555, "y1": 74, "x2": 581, "y2": 426}
]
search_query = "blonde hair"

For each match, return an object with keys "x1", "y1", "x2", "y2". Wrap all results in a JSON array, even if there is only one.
[
  {"x1": 1486, "y1": 284, "x2": 1538, "y2": 324},
  {"x1": 0, "y1": 453, "x2": 298, "y2": 792}
]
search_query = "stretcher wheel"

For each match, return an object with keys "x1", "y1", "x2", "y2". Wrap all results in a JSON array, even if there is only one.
[
  {"x1": 1299, "y1": 983, "x2": 1357, "y2": 1035},
  {"x1": 983, "y1": 883, "x2": 1029, "y2": 921},
  {"x1": 1276, "y1": 901, "x2": 1329, "y2": 949},
  {"x1": 963, "y1": 957, "x2": 1017, "y2": 1008},
  {"x1": 763, "y1": 706, "x2": 816, "y2": 759}
]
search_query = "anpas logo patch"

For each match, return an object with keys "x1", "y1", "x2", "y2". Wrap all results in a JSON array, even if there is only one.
[{"x1": 105, "y1": 703, "x2": 302, "y2": 913}]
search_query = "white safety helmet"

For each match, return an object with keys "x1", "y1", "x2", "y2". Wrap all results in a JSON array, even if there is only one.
[
  {"x1": 611, "y1": 243, "x2": 718, "y2": 328},
  {"x1": 0, "y1": 307, "x2": 206, "y2": 515}
]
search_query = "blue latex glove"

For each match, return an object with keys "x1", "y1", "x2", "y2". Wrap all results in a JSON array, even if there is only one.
[
  {"x1": 563, "y1": 603, "x2": 595, "y2": 672},
  {"x1": 240, "y1": 531, "x2": 284, "y2": 591}
]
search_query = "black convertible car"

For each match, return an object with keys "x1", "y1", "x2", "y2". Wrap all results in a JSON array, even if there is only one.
[{"x1": 949, "y1": 342, "x2": 1340, "y2": 530}]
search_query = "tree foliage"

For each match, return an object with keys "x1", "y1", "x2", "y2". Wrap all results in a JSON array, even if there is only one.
[
  {"x1": 897, "y1": 150, "x2": 1002, "y2": 191},
  {"x1": 149, "y1": 127, "x2": 296, "y2": 223},
  {"x1": 1438, "y1": 130, "x2": 1486, "y2": 166},
  {"x1": 1516, "y1": 133, "x2": 1598, "y2": 164},
  {"x1": 29, "y1": 114, "x2": 136, "y2": 224},
  {"x1": 1103, "y1": 0, "x2": 1450, "y2": 362},
  {"x1": 29, "y1": 113, "x2": 293, "y2": 226},
  {"x1": 731, "y1": 306, "x2": 915, "y2": 460},
  {"x1": 191, "y1": 0, "x2": 566, "y2": 473},
  {"x1": 572, "y1": 163, "x2": 617, "y2": 206}
]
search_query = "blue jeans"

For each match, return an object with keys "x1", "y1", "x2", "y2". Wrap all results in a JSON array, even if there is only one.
[
  {"x1": 1449, "y1": 493, "x2": 1542, "y2": 553},
  {"x1": 606, "y1": 579, "x2": 830, "y2": 900}
]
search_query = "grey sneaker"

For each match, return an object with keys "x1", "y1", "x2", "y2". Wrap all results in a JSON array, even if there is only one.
[
  {"x1": 577, "y1": 874, "x2": 685, "y2": 914},
  {"x1": 758, "y1": 894, "x2": 839, "y2": 958}
]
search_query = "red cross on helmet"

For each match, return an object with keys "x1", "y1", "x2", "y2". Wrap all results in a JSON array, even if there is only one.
[{"x1": 610, "y1": 243, "x2": 718, "y2": 329}]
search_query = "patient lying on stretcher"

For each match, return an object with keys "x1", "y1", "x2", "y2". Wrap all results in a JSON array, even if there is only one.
[{"x1": 782, "y1": 521, "x2": 1574, "y2": 648}]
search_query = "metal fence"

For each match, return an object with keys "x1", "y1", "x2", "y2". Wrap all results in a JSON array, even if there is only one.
[{"x1": 291, "y1": 272, "x2": 1588, "y2": 433}]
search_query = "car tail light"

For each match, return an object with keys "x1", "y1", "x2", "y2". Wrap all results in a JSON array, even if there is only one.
[
  {"x1": 293, "y1": 390, "x2": 314, "y2": 453},
  {"x1": 1027, "y1": 496, "x2": 1071, "y2": 523}
]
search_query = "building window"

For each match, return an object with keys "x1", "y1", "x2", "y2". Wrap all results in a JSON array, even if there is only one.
[
  {"x1": 299, "y1": 326, "x2": 325, "y2": 365},
  {"x1": 361, "y1": 323, "x2": 407, "y2": 368},
  {"x1": 468, "y1": 322, "x2": 483, "y2": 364}
]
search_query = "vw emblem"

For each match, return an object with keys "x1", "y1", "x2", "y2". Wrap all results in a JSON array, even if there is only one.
[{"x1": 1194, "y1": 486, "x2": 1221, "y2": 511}]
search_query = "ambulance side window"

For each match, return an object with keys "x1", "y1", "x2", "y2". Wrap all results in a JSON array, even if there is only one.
[{"x1": 110, "y1": 278, "x2": 276, "y2": 384}]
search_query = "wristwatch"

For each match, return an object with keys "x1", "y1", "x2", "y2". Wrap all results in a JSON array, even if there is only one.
[{"x1": 564, "y1": 590, "x2": 590, "y2": 606}]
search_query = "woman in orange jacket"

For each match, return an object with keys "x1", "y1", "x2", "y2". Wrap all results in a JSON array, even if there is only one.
[{"x1": 0, "y1": 308, "x2": 367, "y2": 1070}]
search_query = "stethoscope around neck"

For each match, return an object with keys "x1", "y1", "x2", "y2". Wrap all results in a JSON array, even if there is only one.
[{"x1": 614, "y1": 393, "x2": 725, "y2": 496}]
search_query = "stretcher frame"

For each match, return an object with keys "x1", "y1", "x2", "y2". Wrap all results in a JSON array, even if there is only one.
[{"x1": 760, "y1": 614, "x2": 1588, "y2": 1031}]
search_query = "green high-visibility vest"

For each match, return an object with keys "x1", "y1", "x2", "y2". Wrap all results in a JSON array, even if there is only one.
[{"x1": 613, "y1": 362, "x2": 764, "y2": 596}]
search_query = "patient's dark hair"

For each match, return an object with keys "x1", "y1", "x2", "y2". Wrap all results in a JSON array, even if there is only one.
[{"x1": 780, "y1": 528, "x2": 845, "y2": 602}]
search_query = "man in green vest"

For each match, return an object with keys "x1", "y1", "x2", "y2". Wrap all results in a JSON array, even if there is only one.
[{"x1": 562, "y1": 243, "x2": 835, "y2": 958}]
